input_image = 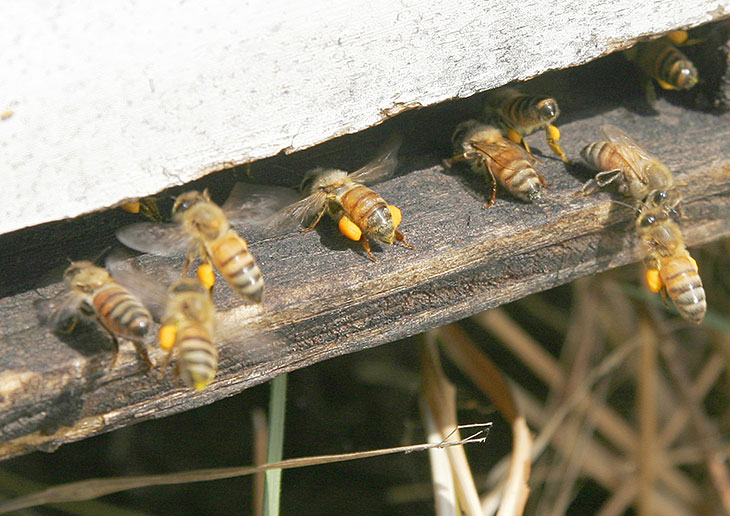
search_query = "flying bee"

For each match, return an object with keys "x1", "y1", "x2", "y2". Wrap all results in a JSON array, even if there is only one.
[
  {"x1": 635, "y1": 190, "x2": 706, "y2": 324},
  {"x1": 157, "y1": 278, "x2": 217, "y2": 391},
  {"x1": 116, "y1": 187, "x2": 293, "y2": 303},
  {"x1": 258, "y1": 136, "x2": 411, "y2": 262},
  {"x1": 483, "y1": 88, "x2": 570, "y2": 162},
  {"x1": 625, "y1": 32, "x2": 699, "y2": 105},
  {"x1": 444, "y1": 120, "x2": 548, "y2": 206},
  {"x1": 580, "y1": 124, "x2": 675, "y2": 201},
  {"x1": 34, "y1": 261, "x2": 154, "y2": 364}
]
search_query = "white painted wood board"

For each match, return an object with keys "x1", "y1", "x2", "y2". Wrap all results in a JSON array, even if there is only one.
[{"x1": 1, "y1": 0, "x2": 727, "y2": 235}]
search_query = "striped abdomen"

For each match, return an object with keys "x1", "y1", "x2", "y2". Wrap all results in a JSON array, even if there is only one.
[
  {"x1": 638, "y1": 40, "x2": 698, "y2": 90},
  {"x1": 176, "y1": 324, "x2": 218, "y2": 390},
  {"x1": 340, "y1": 184, "x2": 395, "y2": 244},
  {"x1": 660, "y1": 254, "x2": 706, "y2": 324},
  {"x1": 500, "y1": 95, "x2": 558, "y2": 134},
  {"x1": 207, "y1": 230, "x2": 264, "y2": 303},
  {"x1": 581, "y1": 141, "x2": 648, "y2": 198},
  {"x1": 487, "y1": 144, "x2": 543, "y2": 201},
  {"x1": 92, "y1": 283, "x2": 152, "y2": 341}
]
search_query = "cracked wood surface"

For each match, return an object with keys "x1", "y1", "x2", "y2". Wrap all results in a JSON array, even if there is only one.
[{"x1": 1, "y1": 58, "x2": 730, "y2": 460}]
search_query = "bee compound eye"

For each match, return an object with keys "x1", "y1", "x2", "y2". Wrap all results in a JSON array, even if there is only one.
[{"x1": 640, "y1": 215, "x2": 656, "y2": 227}]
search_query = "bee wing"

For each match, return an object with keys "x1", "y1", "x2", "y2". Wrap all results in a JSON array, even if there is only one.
[
  {"x1": 116, "y1": 222, "x2": 191, "y2": 257},
  {"x1": 105, "y1": 254, "x2": 170, "y2": 320},
  {"x1": 251, "y1": 192, "x2": 328, "y2": 238},
  {"x1": 222, "y1": 182, "x2": 302, "y2": 233},
  {"x1": 471, "y1": 140, "x2": 542, "y2": 170},
  {"x1": 600, "y1": 125, "x2": 658, "y2": 162},
  {"x1": 347, "y1": 135, "x2": 402, "y2": 185},
  {"x1": 34, "y1": 291, "x2": 84, "y2": 331}
]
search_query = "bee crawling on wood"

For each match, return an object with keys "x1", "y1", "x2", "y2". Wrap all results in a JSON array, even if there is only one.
[
  {"x1": 634, "y1": 189, "x2": 706, "y2": 324},
  {"x1": 252, "y1": 136, "x2": 412, "y2": 262},
  {"x1": 483, "y1": 88, "x2": 570, "y2": 163},
  {"x1": 625, "y1": 30, "x2": 699, "y2": 106},
  {"x1": 580, "y1": 124, "x2": 676, "y2": 202},
  {"x1": 444, "y1": 120, "x2": 548, "y2": 207},
  {"x1": 116, "y1": 186, "x2": 296, "y2": 302},
  {"x1": 34, "y1": 260, "x2": 155, "y2": 366}
]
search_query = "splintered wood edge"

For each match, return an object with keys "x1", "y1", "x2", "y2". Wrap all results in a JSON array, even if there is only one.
[{"x1": 1, "y1": 159, "x2": 729, "y2": 460}]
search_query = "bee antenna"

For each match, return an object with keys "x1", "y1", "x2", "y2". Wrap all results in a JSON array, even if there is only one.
[
  {"x1": 608, "y1": 199, "x2": 640, "y2": 213},
  {"x1": 90, "y1": 246, "x2": 113, "y2": 265}
]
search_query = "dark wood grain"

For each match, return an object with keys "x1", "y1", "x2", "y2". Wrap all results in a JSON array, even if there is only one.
[{"x1": 1, "y1": 54, "x2": 730, "y2": 460}]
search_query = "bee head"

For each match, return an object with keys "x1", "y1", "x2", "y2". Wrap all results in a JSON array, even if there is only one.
[
  {"x1": 676, "y1": 64, "x2": 699, "y2": 90},
  {"x1": 536, "y1": 98, "x2": 559, "y2": 121},
  {"x1": 172, "y1": 190, "x2": 210, "y2": 217},
  {"x1": 64, "y1": 261, "x2": 109, "y2": 293}
]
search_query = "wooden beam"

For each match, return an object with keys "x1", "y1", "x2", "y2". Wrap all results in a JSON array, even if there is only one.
[
  {"x1": 1, "y1": 0, "x2": 727, "y2": 234},
  {"x1": 1, "y1": 54, "x2": 730, "y2": 460}
]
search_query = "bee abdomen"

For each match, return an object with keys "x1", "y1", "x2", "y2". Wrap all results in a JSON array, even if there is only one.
[
  {"x1": 642, "y1": 41, "x2": 698, "y2": 89},
  {"x1": 502, "y1": 95, "x2": 535, "y2": 127},
  {"x1": 661, "y1": 256, "x2": 707, "y2": 324},
  {"x1": 489, "y1": 153, "x2": 542, "y2": 200},
  {"x1": 341, "y1": 185, "x2": 395, "y2": 243},
  {"x1": 210, "y1": 231, "x2": 264, "y2": 302},
  {"x1": 581, "y1": 142, "x2": 627, "y2": 171},
  {"x1": 93, "y1": 285, "x2": 151, "y2": 340},
  {"x1": 177, "y1": 325, "x2": 218, "y2": 390}
]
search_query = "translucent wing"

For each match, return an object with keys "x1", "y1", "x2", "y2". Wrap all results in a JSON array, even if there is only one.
[
  {"x1": 34, "y1": 291, "x2": 84, "y2": 331},
  {"x1": 251, "y1": 191, "x2": 328, "y2": 238},
  {"x1": 347, "y1": 135, "x2": 402, "y2": 185},
  {"x1": 105, "y1": 254, "x2": 170, "y2": 320},
  {"x1": 598, "y1": 125, "x2": 653, "y2": 183},
  {"x1": 472, "y1": 139, "x2": 542, "y2": 169},
  {"x1": 222, "y1": 182, "x2": 302, "y2": 232},
  {"x1": 116, "y1": 222, "x2": 191, "y2": 256},
  {"x1": 600, "y1": 125, "x2": 657, "y2": 161}
]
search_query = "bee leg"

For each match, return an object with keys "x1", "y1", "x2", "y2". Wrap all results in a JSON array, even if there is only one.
[
  {"x1": 182, "y1": 248, "x2": 198, "y2": 277},
  {"x1": 594, "y1": 169, "x2": 622, "y2": 187},
  {"x1": 537, "y1": 172, "x2": 550, "y2": 188},
  {"x1": 130, "y1": 340, "x2": 155, "y2": 368},
  {"x1": 156, "y1": 348, "x2": 176, "y2": 381},
  {"x1": 442, "y1": 152, "x2": 472, "y2": 169},
  {"x1": 60, "y1": 316, "x2": 79, "y2": 334},
  {"x1": 545, "y1": 125, "x2": 571, "y2": 163},
  {"x1": 360, "y1": 236, "x2": 377, "y2": 262},
  {"x1": 394, "y1": 230, "x2": 414, "y2": 249},
  {"x1": 107, "y1": 332, "x2": 121, "y2": 368},
  {"x1": 300, "y1": 206, "x2": 327, "y2": 233},
  {"x1": 481, "y1": 157, "x2": 497, "y2": 208}
]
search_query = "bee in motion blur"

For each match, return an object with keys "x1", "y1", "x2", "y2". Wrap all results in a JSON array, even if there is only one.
[
  {"x1": 625, "y1": 31, "x2": 699, "y2": 105},
  {"x1": 157, "y1": 278, "x2": 217, "y2": 391},
  {"x1": 580, "y1": 125, "x2": 675, "y2": 201},
  {"x1": 483, "y1": 88, "x2": 570, "y2": 162},
  {"x1": 261, "y1": 136, "x2": 411, "y2": 262},
  {"x1": 444, "y1": 120, "x2": 548, "y2": 206},
  {"x1": 117, "y1": 189, "x2": 267, "y2": 303},
  {"x1": 635, "y1": 189, "x2": 706, "y2": 324},
  {"x1": 35, "y1": 261, "x2": 154, "y2": 364}
]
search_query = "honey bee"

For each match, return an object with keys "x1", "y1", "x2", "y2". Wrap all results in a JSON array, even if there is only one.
[
  {"x1": 483, "y1": 88, "x2": 570, "y2": 162},
  {"x1": 34, "y1": 261, "x2": 154, "y2": 364},
  {"x1": 117, "y1": 189, "x2": 273, "y2": 303},
  {"x1": 580, "y1": 125, "x2": 675, "y2": 200},
  {"x1": 444, "y1": 120, "x2": 548, "y2": 206},
  {"x1": 635, "y1": 190, "x2": 706, "y2": 324},
  {"x1": 157, "y1": 278, "x2": 217, "y2": 391},
  {"x1": 625, "y1": 32, "x2": 699, "y2": 104},
  {"x1": 260, "y1": 136, "x2": 411, "y2": 261}
]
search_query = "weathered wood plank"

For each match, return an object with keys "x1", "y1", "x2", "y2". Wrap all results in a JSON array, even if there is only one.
[
  {"x1": 1, "y1": 54, "x2": 730, "y2": 460},
  {"x1": 1, "y1": 0, "x2": 728, "y2": 234}
]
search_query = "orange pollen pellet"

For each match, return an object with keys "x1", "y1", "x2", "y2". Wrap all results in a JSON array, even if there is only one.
[
  {"x1": 388, "y1": 205, "x2": 402, "y2": 229},
  {"x1": 159, "y1": 324, "x2": 178, "y2": 350},
  {"x1": 338, "y1": 216, "x2": 362, "y2": 241},
  {"x1": 197, "y1": 263, "x2": 216, "y2": 290},
  {"x1": 121, "y1": 201, "x2": 141, "y2": 214},
  {"x1": 506, "y1": 128, "x2": 522, "y2": 144},
  {"x1": 645, "y1": 269, "x2": 663, "y2": 293},
  {"x1": 667, "y1": 30, "x2": 688, "y2": 45}
]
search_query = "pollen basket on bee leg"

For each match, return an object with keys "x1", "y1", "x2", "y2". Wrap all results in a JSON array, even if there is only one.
[
  {"x1": 196, "y1": 263, "x2": 216, "y2": 290},
  {"x1": 645, "y1": 269, "x2": 663, "y2": 293},
  {"x1": 338, "y1": 216, "x2": 363, "y2": 241},
  {"x1": 387, "y1": 205, "x2": 402, "y2": 229},
  {"x1": 159, "y1": 324, "x2": 178, "y2": 350}
]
